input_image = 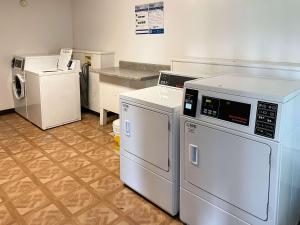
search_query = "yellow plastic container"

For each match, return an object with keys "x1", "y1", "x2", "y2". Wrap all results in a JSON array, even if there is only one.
[
  {"x1": 114, "y1": 135, "x2": 120, "y2": 151},
  {"x1": 113, "y1": 119, "x2": 120, "y2": 152}
]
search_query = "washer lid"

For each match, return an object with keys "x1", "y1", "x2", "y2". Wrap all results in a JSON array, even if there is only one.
[
  {"x1": 120, "y1": 86, "x2": 184, "y2": 113},
  {"x1": 185, "y1": 75, "x2": 300, "y2": 103}
]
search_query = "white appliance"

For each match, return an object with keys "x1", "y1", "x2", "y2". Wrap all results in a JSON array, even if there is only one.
[
  {"x1": 72, "y1": 50, "x2": 115, "y2": 113},
  {"x1": 180, "y1": 75, "x2": 300, "y2": 225},
  {"x1": 25, "y1": 49, "x2": 81, "y2": 130},
  {"x1": 12, "y1": 55, "x2": 59, "y2": 118},
  {"x1": 120, "y1": 71, "x2": 213, "y2": 215}
]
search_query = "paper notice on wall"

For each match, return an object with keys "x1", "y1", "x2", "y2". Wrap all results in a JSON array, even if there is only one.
[
  {"x1": 135, "y1": 4, "x2": 149, "y2": 35},
  {"x1": 135, "y1": 2, "x2": 164, "y2": 35},
  {"x1": 148, "y1": 2, "x2": 164, "y2": 34}
]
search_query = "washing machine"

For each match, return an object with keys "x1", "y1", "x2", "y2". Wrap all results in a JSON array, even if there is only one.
[
  {"x1": 25, "y1": 60, "x2": 81, "y2": 130},
  {"x1": 180, "y1": 75, "x2": 300, "y2": 225},
  {"x1": 21, "y1": 49, "x2": 81, "y2": 130},
  {"x1": 12, "y1": 55, "x2": 59, "y2": 118},
  {"x1": 120, "y1": 71, "x2": 214, "y2": 215}
]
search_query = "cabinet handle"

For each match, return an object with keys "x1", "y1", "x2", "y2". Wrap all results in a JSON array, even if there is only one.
[{"x1": 189, "y1": 144, "x2": 199, "y2": 166}]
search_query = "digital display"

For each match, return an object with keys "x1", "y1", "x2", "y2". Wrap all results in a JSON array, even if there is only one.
[
  {"x1": 201, "y1": 96, "x2": 220, "y2": 118},
  {"x1": 201, "y1": 96, "x2": 251, "y2": 126},
  {"x1": 185, "y1": 103, "x2": 192, "y2": 110}
]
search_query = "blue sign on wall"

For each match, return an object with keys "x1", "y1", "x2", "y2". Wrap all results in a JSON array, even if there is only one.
[{"x1": 135, "y1": 2, "x2": 164, "y2": 35}]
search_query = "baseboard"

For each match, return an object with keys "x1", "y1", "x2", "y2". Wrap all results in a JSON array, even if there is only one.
[{"x1": 0, "y1": 108, "x2": 14, "y2": 116}]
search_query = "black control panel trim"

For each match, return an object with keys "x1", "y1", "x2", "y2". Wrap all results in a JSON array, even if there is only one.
[
  {"x1": 183, "y1": 89, "x2": 199, "y2": 117},
  {"x1": 255, "y1": 101, "x2": 278, "y2": 139},
  {"x1": 159, "y1": 73, "x2": 196, "y2": 88}
]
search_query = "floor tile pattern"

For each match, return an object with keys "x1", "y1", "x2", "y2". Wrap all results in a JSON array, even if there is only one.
[{"x1": 0, "y1": 113, "x2": 182, "y2": 225}]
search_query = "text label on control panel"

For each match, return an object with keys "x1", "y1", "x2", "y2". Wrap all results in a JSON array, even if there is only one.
[{"x1": 255, "y1": 101, "x2": 278, "y2": 139}]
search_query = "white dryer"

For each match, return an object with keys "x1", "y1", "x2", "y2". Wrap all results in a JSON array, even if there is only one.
[
  {"x1": 180, "y1": 75, "x2": 300, "y2": 225},
  {"x1": 12, "y1": 55, "x2": 59, "y2": 118},
  {"x1": 120, "y1": 71, "x2": 213, "y2": 215}
]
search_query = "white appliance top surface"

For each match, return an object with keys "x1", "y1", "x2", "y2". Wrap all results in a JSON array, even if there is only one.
[
  {"x1": 172, "y1": 57, "x2": 300, "y2": 71},
  {"x1": 121, "y1": 86, "x2": 184, "y2": 112},
  {"x1": 73, "y1": 49, "x2": 114, "y2": 55},
  {"x1": 26, "y1": 69, "x2": 79, "y2": 76},
  {"x1": 186, "y1": 75, "x2": 300, "y2": 103},
  {"x1": 15, "y1": 54, "x2": 59, "y2": 59}
]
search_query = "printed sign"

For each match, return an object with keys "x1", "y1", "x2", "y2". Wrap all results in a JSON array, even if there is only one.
[
  {"x1": 148, "y1": 2, "x2": 164, "y2": 34},
  {"x1": 135, "y1": 2, "x2": 164, "y2": 35},
  {"x1": 135, "y1": 4, "x2": 149, "y2": 35}
]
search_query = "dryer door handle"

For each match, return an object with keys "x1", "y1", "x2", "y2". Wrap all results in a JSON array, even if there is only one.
[
  {"x1": 189, "y1": 144, "x2": 199, "y2": 166},
  {"x1": 124, "y1": 120, "x2": 131, "y2": 137}
]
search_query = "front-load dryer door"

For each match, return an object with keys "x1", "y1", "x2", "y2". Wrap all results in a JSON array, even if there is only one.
[
  {"x1": 121, "y1": 103, "x2": 169, "y2": 171},
  {"x1": 183, "y1": 122, "x2": 271, "y2": 221},
  {"x1": 12, "y1": 74, "x2": 25, "y2": 100}
]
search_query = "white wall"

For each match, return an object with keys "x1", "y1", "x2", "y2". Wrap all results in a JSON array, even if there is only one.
[
  {"x1": 72, "y1": 0, "x2": 300, "y2": 66},
  {"x1": 0, "y1": 0, "x2": 73, "y2": 110}
]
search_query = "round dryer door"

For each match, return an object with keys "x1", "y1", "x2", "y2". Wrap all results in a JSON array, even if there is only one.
[{"x1": 12, "y1": 74, "x2": 25, "y2": 100}]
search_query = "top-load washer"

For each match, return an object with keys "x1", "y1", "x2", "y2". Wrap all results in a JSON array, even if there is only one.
[
  {"x1": 180, "y1": 75, "x2": 300, "y2": 225},
  {"x1": 12, "y1": 55, "x2": 59, "y2": 118},
  {"x1": 25, "y1": 49, "x2": 81, "y2": 130},
  {"x1": 120, "y1": 71, "x2": 214, "y2": 215}
]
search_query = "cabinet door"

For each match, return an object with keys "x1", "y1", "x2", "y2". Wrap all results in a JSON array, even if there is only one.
[
  {"x1": 183, "y1": 122, "x2": 271, "y2": 220},
  {"x1": 121, "y1": 103, "x2": 169, "y2": 171},
  {"x1": 100, "y1": 76, "x2": 146, "y2": 114}
]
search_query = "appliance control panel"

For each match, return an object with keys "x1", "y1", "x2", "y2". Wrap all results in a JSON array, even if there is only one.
[
  {"x1": 255, "y1": 101, "x2": 278, "y2": 139},
  {"x1": 13, "y1": 58, "x2": 25, "y2": 71},
  {"x1": 183, "y1": 92, "x2": 252, "y2": 126},
  {"x1": 201, "y1": 96, "x2": 251, "y2": 126},
  {"x1": 159, "y1": 73, "x2": 196, "y2": 88}
]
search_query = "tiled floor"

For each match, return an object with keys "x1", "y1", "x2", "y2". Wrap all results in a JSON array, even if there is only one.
[{"x1": 0, "y1": 113, "x2": 183, "y2": 225}]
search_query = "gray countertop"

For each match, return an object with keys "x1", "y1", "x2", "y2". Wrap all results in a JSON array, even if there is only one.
[
  {"x1": 91, "y1": 67, "x2": 159, "y2": 81},
  {"x1": 91, "y1": 61, "x2": 170, "y2": 81}
]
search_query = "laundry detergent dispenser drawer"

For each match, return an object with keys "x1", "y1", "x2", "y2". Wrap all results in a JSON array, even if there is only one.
[
  {"x1": 183, "y1": 122, "x2": 271, "y2": 220},
  {"x1": 121, "y1": 103, "x2": 170, "y2": 171}
]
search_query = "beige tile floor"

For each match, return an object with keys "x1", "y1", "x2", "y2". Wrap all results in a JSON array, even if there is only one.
[{"x1": 0, "y1": 113, "x2": 183, "y2": 225}]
